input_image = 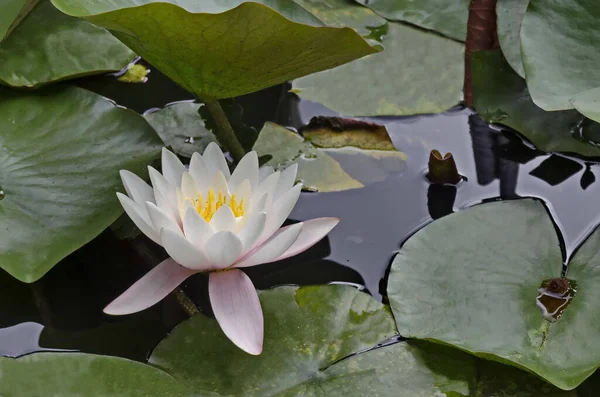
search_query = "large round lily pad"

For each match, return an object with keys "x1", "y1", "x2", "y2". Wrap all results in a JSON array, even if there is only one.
[
  {"x1": 0, "y1": 353, "x2": 192, "y2": 396},
  {"x1": 496, "y1": 0, "x2": 529, "y2": 78},
  {"x1": 0, "y1": 0, "x2": 134, "y2": 88},
  {"x1": 293, "y1": 0, "x2": 464, "y2": 116},
  {"x1": 0, "y1": 86, "x2": 162, "y2": 282},
  {"x1": 472, "y1": 49, "x2": 600, "y2": 157},
  {"x1": 521, "y1": 0, "x2": 600, "y2": 111},
  {"x1": 388, "y1": 198, "x2": 600, "y2": 390},
  {"x1": 51, "y1": 0, "x2": 377, "y2": 100}
]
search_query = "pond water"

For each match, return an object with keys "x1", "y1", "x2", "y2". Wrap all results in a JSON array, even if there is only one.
[{"x1": 3, "y1": 64, "x2": 600, "y2": 392}]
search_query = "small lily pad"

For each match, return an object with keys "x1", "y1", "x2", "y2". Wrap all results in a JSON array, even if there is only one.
[
  {"x1": 496, "y1": 0, "x2": 529, "y2": 78},
  {"x1": 144, "y1": 102, "x2": 217, "y2": 158},
  {"x1": 0, "y1": 0, "x2": 134, "y2": 88},
  {"x1": 388, "y1": 198, "x2": 600, "y2": 390},
  {"x1": 354, "y1": 0, "x2": 469, "y2": 41},
  {"x1": 253, "y1": 122, "x2": 363, "y2": 192},
  {"x1": 0, "y1": 353, "x2": 193, "y2": 396},
  {"x1": 293, "y1": 0, "x2": 464, "y2": 116},
  {"x1": 0, "y1": 86, "x2": 162, "y2": 282},
  {"x1": 472, "y1": 49, "x2": 600, "y2": 157},
  {"x1": 51, "y1": 0, "x2": 378, "y2": 100},
  {"x1": 520, "y1": 0, "x2": 600, "y2": 110}
]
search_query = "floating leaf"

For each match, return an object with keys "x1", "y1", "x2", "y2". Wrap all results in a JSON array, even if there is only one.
[
  {"x1": 354, "y1": 0, "x2": 469, "y2": 41},
  {"x1": 144, "y1": 102, "x2": 217, "y2": 158},
  {"x1": 51, "y1": 0, "x2": 377, "y2": 100},
  {"x1": 388, "y1": 198, "x2": 600, "y2": 390},
  {"x1": 570, "y1": 87, "x2": 600, "y2": 125},
  {"x1": 302, "y1": 116, "x2": 397, "y2": 150},
  {"x1": 0, "y1": 353, "x2": 192, "y2": 396},
  {"x1": 472, "y1": 49, "x2": 600, "y2": 157},
  {"x1": 521, "y1": 0, "x2": 600, "y2": 110},
  {"x1": 0, "y1": 86, "x2": 162, "y2": 282},
  {"x1": 0, "y1": 0, "x2": 134, "y2": 88},
  {"x1": 293, "y1": 0, "x2": 464, "y2": 116},
  {"x1": 253, "y1": 122, "x2": 363, "y2": 192},
  {"x1": 496, "y1": 0, "x2": 529, "y2": 78}
]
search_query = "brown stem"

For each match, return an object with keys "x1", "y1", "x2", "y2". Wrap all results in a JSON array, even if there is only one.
[
  {"x1": 204, "y1": 100, "x2": 246, "y2": 163},
  {"x1": 464, "y1": 0, "x2": 499, "y2": 108}
]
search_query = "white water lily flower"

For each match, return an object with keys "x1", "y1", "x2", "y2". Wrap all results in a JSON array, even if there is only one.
[{"x1": 105, "y1": 143, "x2": 339, "y2": 355}]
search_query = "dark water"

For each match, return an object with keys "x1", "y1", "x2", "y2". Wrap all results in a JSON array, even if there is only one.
[{"x1": 3, "y1": 64, "x2": 600, "y2": 393}]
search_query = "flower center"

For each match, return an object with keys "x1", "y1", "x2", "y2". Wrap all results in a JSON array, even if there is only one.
[{"x1": 191, "y1": 188, "x2": 244, "y2": 222}]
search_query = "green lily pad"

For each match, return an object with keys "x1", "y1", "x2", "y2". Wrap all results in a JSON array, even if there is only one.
[
  {"x1": 253, "y1": 122, "x2": 363, "y2": 192},
  {"x1": 51, "y1": 0, "x2": 377, "y2": 100},
  {"x1": 0, "y1": 0, "x2": 134, "y2": 88},
  {"x1": 354, "y1": 0, "x2": 469, "y2": 41},
  {"x1": 0, "y1": 353, "x2": 192, "y2": 396},
  {"x1": 0, "y1": 86, "x2": 162, "y2": 282},
  {"x1": 570, "y1": 87, "x2": 600, "y2": 125},
  {"x1": 472, "y1": 49, "x2": 600, "y2": 157},
  {"x1": 496, "y1": 0, "x2": 529, "y2": 78},
  {"x1": 520, "y1": 0, "x2": 600, "y2": 110},
  {"x1": 388, "y1": 198, "x2": 600, "y2": 390},
  {"x1": 293, "y1": 0, "x2": 464, "y2": 116},
  {"x1": 144, "y1": 102, "x2": 217, "y2": 158},
  {"x1": 0, "y1": 0, "x2": 40, "y2": 42}
]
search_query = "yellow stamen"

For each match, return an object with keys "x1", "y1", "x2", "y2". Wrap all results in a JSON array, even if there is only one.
[{"x1": 187, "y1": 188, "x2": 244, "y2": 222}]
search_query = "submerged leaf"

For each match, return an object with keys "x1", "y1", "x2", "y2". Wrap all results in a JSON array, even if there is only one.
[
  {"x1": 0, "y1": 86, "x2": 162, "y2": 282},
  {"x1": 388, "y1": 198, "x2": 600, "y2": 390},
  {"x1": 0, "y1": 0, "x2": 134, "y2": 87},
  {"x1": 51, "y1": 0, "x2": 378, "y2": 100},
  {"x1": 293, "y1": 0, "x2": 464, "y2": 116}
]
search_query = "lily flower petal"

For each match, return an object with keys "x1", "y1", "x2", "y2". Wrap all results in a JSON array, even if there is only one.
[
  {"x1": 161, "y1": 228, "x2": 212, "y2": 270},
  {"x1": 204, "y1": 231, "x2": 243, "y2": 269},
  {"x1": 183, "y1": 207, "x2": 214, "y2": 248},
  {"x1": 149, "y1": 166, "x2": 179, "y2": 219},
  {"x1": 274, "y1": 218, "x2": 340, "y2": 262},
  {"x1": 203, "y1": 142, "x2": 231, "y2": 179},
  {"x1": 235, "y1": 222, "x2": 303, "y2": 268},
  {"x1": 189, "y1": 152, "x2": 210, "y2": 192},
  {"x1": 209, "y1": 269, "x2": 263, "y2": 355},
  {"x1": 146, "y1": 202, "x2": 181, "y2": 236},
  {"x1": 162, "y1": 147, "x2": 186, "y2": 186},
  {"x1": 260, "y1": 183, "x2": 302, "y2": 243},
  {"x1": 252, "y1": 172, "x2": 280, "y2": 210},
  {"x1": 120, "y1": 170, "x2": 154, "y2": 205},
  {"x1": 275, "y1": 163, "x2": 298, "y2": 200},
  {"x1": 238, "y1": 212, "x2": 267, "y2": 253},
  {"x1": 104, "y1": 258, "x2": 196, "y2": 315},
  {"x1": 181, "y1": 172, "x2": 199, "y2": 199},
  {"x1": 228, "y1": 151, "x2": 258, "y2": 191},
  {"x1": 210, "y1": 205, "x2": 236, "y2": 232},
  {"x1": 258, "y1": 165, "x2": 274, "y2": 183},
  {"x1": 117, "y1": 193, "x2": 160, "y2": 244}
]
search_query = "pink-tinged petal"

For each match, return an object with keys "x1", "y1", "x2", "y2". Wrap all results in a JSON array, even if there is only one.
[
  {"x1": 181, "y1": 172, "x2": 199, "y2": 199},
  {"x1": 204, "y1": 231, "x2": 243, "y2": 269},
  {"x1": 275, "y1": 163, "x2": 298, "y2": 200},
  {"x1": 161, "y1": 228, "x2": 212, "y2": 271},
  {"x1": 258, "y1": 165, "x2": 274, "y2": 183},
  {"x1": 228, "y1": 151, "x2": 258, "y2": 191},
  {"x1": 260, "y1": 183, "x2": 302, "y2": 243},
  {"x1": 235, "y1": 223, "x2": 303, "y2": 268},
  {"x1": 104, "y1": 258, "x2": 196, "y2": 315},
  {"x1": 189, "y1": 152, "x2": 210, "y2": 193},
  {"x1": 238, "y1": 212, "x2": 266, "y2": 254},
  {"x1": 120, "y1": 170, "x2": 154, "y2": 205},
  {"x1": 209, "y1": 269, "x2": 263, "y2": 355},
  {"x1": 251, "y1": 172, "x2": 280, "y2": 210},
  {"x1": 146, "y1": 202, "x2": 182, "y2": 237},
  {"x1": 210, "y1": 205, "x2": 236, "y2": 232},
  {"x1": 162, "y1": 148, "x2": 186, "y2": 186},
  {"x1": 117, "y1": 193, "x2": 160, "y2": 244},
  {"x1": 203, "y1": 142, "x2": 231, "y2": 179},
  {"x1": 183, "y1": 207, "x2": 214, "y2": 248},
  {"x1": 275, "y1": 218, "x2": 339, "y2": 261}
]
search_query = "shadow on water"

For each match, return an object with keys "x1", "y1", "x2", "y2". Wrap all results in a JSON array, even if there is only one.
[{"x1": 4, "y1": 63, "x2": 600, "y2": 377}]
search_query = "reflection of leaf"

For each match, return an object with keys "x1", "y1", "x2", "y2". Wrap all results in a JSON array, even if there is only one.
[
  {"x1": 388, "y1": 199, "x2": 600, "y2": 390},
  {"x1": 293, "y1": 0, "x2": 463, "y2": 116},
  {"x1": 472, "y1": 49, "x2": 600, "y2": 157},
  {"x1": 496, "y1": 0, "x2": 528, "y2": 78},
  {"x1": 144, "y1": 102, "x2": 217, "y2": 158},
  {"x1": 0, "y1": 353, "x2": 193, "y2": 396},
  {"x1": 528, "y1": 155, "x2": 583, "y2": 187},
  {"x1": 355, "y1": 0, "x2": 469, "y2": 41},
  {"x1": 521, "y1": 0, "x2": 600, "y2": 110},
  {"x1": 51, "y1": 0, "x2": 377, "y2": 100},
  {"x1": 253, "y1": 123, "x2": 363, "y2": 192},
  {"x1": 0, "y1": 86, "x2": 162, "y2": 282},
  {"x1": 0, "y1": 0, "x2": 134, "y2": 87}
]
